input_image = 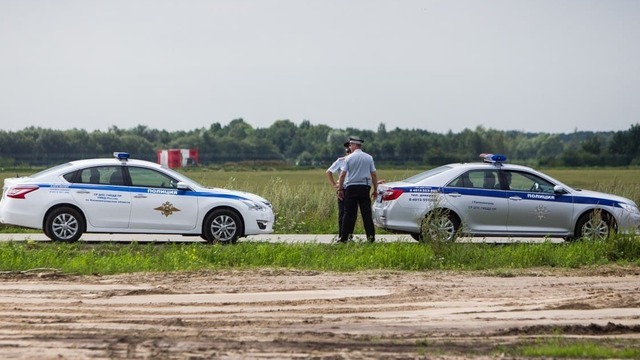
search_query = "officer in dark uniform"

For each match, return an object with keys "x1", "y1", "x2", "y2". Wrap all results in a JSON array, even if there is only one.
[{"x1": 336, "y1": 136, "x2": 378, "y2": 243}]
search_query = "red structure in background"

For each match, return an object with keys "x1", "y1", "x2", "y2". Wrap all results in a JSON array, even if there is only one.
[{"x1": 156, "y1": 149, "x2": 199, "y2": 168}]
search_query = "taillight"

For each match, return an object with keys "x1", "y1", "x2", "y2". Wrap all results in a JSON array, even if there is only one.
[
  {"x1": 381, "y1": 188, "x2": 403, "y2": 201},
  {"x1": 7, "y1": 185, "x2": 39, "y2": 199}
]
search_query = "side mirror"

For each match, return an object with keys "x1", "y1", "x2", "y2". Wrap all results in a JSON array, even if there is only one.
[
  {"x1": 553, "y1": 185, "x2": 566, "y2": 194},
  {"x1": 176, "y1": 182, "x2": 191, "y2": 191}
]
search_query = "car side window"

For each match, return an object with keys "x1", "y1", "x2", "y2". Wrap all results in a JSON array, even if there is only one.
[
  {"x1": 465, "y1": 171, "x2": 483, "y2": 188},
  {"x1": 448, "y1": 170, "x2": 498, "y2": 189},
  {"x1": 79, "y1": 168, "x2": 99, "y2": 184},
  {"x1": 449, "y1": 173, "x2": 473, "y2": 188},
  {"x1": 507, "y1": 171, "x2": 554, "y2": 193},
  {"x1": 69, "y1": 167, "x2": 116, "y2": 185},
  {"x1": 128, "y1": 167, "x2": 176, "y2": 189},
  {"x1": 106, "y1": 167, "x2": 125, "y2": 185},
  {"x1": 481, "y1": 170, "x2": 498, "y2": 189}
]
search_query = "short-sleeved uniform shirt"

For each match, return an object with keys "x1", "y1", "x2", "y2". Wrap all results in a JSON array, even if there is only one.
[
  {"x1": 327, "y1": 157, "x2": 346, "y2": 176},
  {"x1": 343, "y1": 149, "x2": 376, "y2": 187}
]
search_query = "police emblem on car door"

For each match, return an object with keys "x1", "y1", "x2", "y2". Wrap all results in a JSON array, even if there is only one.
[
  {"x1": 127, "y1": 167, "x2": 198, "y2": 230},
  {"x1": 502, "y1": 171, "x2": 573, "y2": 235}
]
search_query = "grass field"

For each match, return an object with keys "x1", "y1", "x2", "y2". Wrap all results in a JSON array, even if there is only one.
[
  {"x1": 2, "y1": 167, "x2": 639, "y2": 359},
  {"x1": 2, "y1": 166, "x2": 640, "y2": 234},
  {"x1": 3, "y1": 166, "x2": 640, "y2": 271},
  {"x1": 185, "y1": 166, "x2": 640, "y2": 234}
]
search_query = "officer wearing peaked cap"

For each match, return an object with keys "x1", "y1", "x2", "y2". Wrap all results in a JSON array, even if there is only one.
[
  {"x1": 336, "y1": 136, "x2": 378, "y2": 243},
  {"x1": 326, "y1": 140, "x2": 354, "y2": 240},
  {"x1": 343, "y1": 136, "x2": 364, "y2": 148}
]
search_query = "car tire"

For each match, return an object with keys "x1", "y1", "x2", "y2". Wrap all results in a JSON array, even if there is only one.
[
  {"x1": 420, "y1": 210, "x2": 460, "y2": 242},
  {"x1": 574, "y1": 210, "x2": 616, "y2": 241},
  {"x1": 203, "y1": 209, "x2": 243, "y2": 244},
  {"x1": 45, "y1": 207, "x2": 84, "y2": 242},
  {"x1": 43, "y1": 222, "x2": 51, "y2": 239}
]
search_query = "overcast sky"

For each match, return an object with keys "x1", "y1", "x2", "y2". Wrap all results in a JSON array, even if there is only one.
[{"x1": 1, "y1": 0, "x2": 638, "y2": 134}]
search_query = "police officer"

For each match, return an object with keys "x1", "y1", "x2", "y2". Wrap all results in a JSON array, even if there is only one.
[
  {"x1": 336, "y1": 136, "x2": 378, "y2": 243},
  {"x1": 326, "y1": 142, "x2": 353, "y2": 239}
]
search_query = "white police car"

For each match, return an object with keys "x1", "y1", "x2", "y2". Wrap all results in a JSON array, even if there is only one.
[
  {"x1": 0, "y1": 153, "x2": 274, "y2": 243},
  {"x1": 373, "y1": 154, "x2": 640, "y2": 242}
]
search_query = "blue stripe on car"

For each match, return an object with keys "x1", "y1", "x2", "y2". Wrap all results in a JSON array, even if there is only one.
[
  {"x1": 391, "y1": 186, "x2": 621, "y2": 208},
  {"x1": 38, "y1": 183, "x2": 248, "y2": 201}
]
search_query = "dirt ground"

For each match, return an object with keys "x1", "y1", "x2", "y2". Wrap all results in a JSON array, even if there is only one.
[{"x1": 1, "y1": 266, "x2": 639, "y2": 359}]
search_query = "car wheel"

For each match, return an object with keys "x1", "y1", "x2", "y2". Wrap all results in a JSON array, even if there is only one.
[
  {"x1": 203, "y1": 209, "x2": 243, "y2": 244},
  {"x1": 43, "y1": 222, "x2": 51, "y2": 239},
  {"x1": 574, "y1": 210, "x2": 616, "y2": 241},
  {"x1": 45, "y1": 207, "x2": 84, "y2": 242},
  {"x1": 421, "y1": 210, "x2": 460, "y2": 242}
]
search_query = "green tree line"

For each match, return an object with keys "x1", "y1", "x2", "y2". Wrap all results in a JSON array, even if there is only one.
[{"x1": 1, "y1": 119, "x2": 639, "y2": 167}]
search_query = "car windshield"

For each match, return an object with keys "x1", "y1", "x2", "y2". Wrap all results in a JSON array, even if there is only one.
[
  {"x1": 403, "y1": 165, "x2": 452, "y2": 184},
  {"x1": 160, "y1": 166, "x2": 205, "y2": 188}
]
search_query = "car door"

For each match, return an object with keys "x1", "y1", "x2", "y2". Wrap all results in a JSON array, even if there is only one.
[
  {"x1": 502, "y1": 170, "x2": 574, "y2": 235},
  {"x1": 444, "y1": 169, "x2": 508, "y2": 233},
  {"x1": 127, "y1": 166, "x2": 198, "y2": 231},
  {"x1": 70, "y1": 166, "x2": 132, "y2": 228}
]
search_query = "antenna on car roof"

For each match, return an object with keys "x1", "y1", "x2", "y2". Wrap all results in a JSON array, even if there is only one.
[{"x1": 480, "y1": 153, "x2": 507, "y2": 166}]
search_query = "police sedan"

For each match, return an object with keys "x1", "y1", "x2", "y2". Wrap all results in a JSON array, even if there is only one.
[
  {"x1": 0, "y1": 153, "x2": 275, "y2": 243},
  {"x1": 373, "y1": 154, "x2": 640, "y2": 242}
]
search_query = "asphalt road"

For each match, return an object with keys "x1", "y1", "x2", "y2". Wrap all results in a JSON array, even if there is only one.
[{"x1": 0, "y1": 233, "x2": 565, "y2": 244}]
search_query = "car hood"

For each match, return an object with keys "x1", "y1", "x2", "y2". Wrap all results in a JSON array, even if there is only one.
[
  {"x1": 204, "y1": 187, "x2": 271, "y2": 205},
  {"x1": 573, "y1": 188, "x2": 636, "y2": 206}
]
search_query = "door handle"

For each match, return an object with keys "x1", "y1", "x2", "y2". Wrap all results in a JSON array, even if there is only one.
[
  {"x1": 448, "y1": 193, "x2": 462, "y2": 198},
  {"x1": 509, "y1": 196, "x2": 522, "y2": 201},
  {"x1": 76, "y1": 190, "x2": 91, "y2": 194},
  {"x1": 134, "y1": 195, "x2": 148, "y2": 199}
]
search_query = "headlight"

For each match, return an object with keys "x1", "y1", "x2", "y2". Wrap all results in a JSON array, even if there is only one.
[
  {"x1": 241, "y1": 200, "x2": 267, "y2": 211},
  {"x1": 619, "y1": 203, "x2": 640, "y2": 214}
]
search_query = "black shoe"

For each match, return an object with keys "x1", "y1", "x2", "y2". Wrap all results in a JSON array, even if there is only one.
[{"x1": 332, "y1": 237, "x2": 348, "y2": 244}]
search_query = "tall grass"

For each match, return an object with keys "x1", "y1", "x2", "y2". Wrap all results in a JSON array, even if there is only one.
[
  {"x1": 212, "y1": 171, "x2": 367, "y2": 234},
  {"x1": 201, "y1": 168, "x2": 640, "y2": 235},
  {"x1": 2, "y1": 168, "x2": 640, "y2": 235},
  {"x1": 1, "y1": 234, "x2": 638, "y2": 274}
]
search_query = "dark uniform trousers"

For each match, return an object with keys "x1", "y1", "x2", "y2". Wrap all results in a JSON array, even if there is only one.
[{"x1": 339, "y1": 185, "x2": 375, "y2": 242}]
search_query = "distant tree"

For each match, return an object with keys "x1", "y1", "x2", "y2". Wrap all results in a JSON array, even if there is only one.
[
  {"x1": 89, "y1": 131, "x2": 122, "y2": 155},
  {"x1": 609, "y1": 123, "x2": 640, "y2": 165},
  {"x1": 226, "y1": 118, "x2": 254, "y2": 140},
  {"x1": 120, "y1": 135, "x2": 154, "y2": 161},
  {"x1": 581, "y1": 134, "x2": 601, "y2": 155},
  {"x1": 296, "y1": 150, "x2": 313, "y2": 166},
  {"x1": 0, "y1": 121, "x2": 637, "y2": 167},
  {"x1": 266, "y1": 119, "x2": 297, "y2": 155},
  {"x1": 377, "y1": 123, "x2": 387, "y2": 137},
  {"x1": 66, "y1": 129, "x2": 93, "y2": 156},
  {"x1": 171, "y1": 133, "x2": 201, "y2": 149}
]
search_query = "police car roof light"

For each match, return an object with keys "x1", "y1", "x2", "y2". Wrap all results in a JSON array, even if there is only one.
[
  {"x1": 480, "y1": 153, "x2": 507, "y2": 164},
  {"x1": 113, "y1": 152, "x2": 130, "y2": 160}
]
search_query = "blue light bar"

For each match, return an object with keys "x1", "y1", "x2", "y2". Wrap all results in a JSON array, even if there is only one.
[
  {"x1": 480, "y1": 153, "x2": 507, "y2": 164},
  {"x1": 113, "y1": 152, "x2": 130, "y2": 160}
]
